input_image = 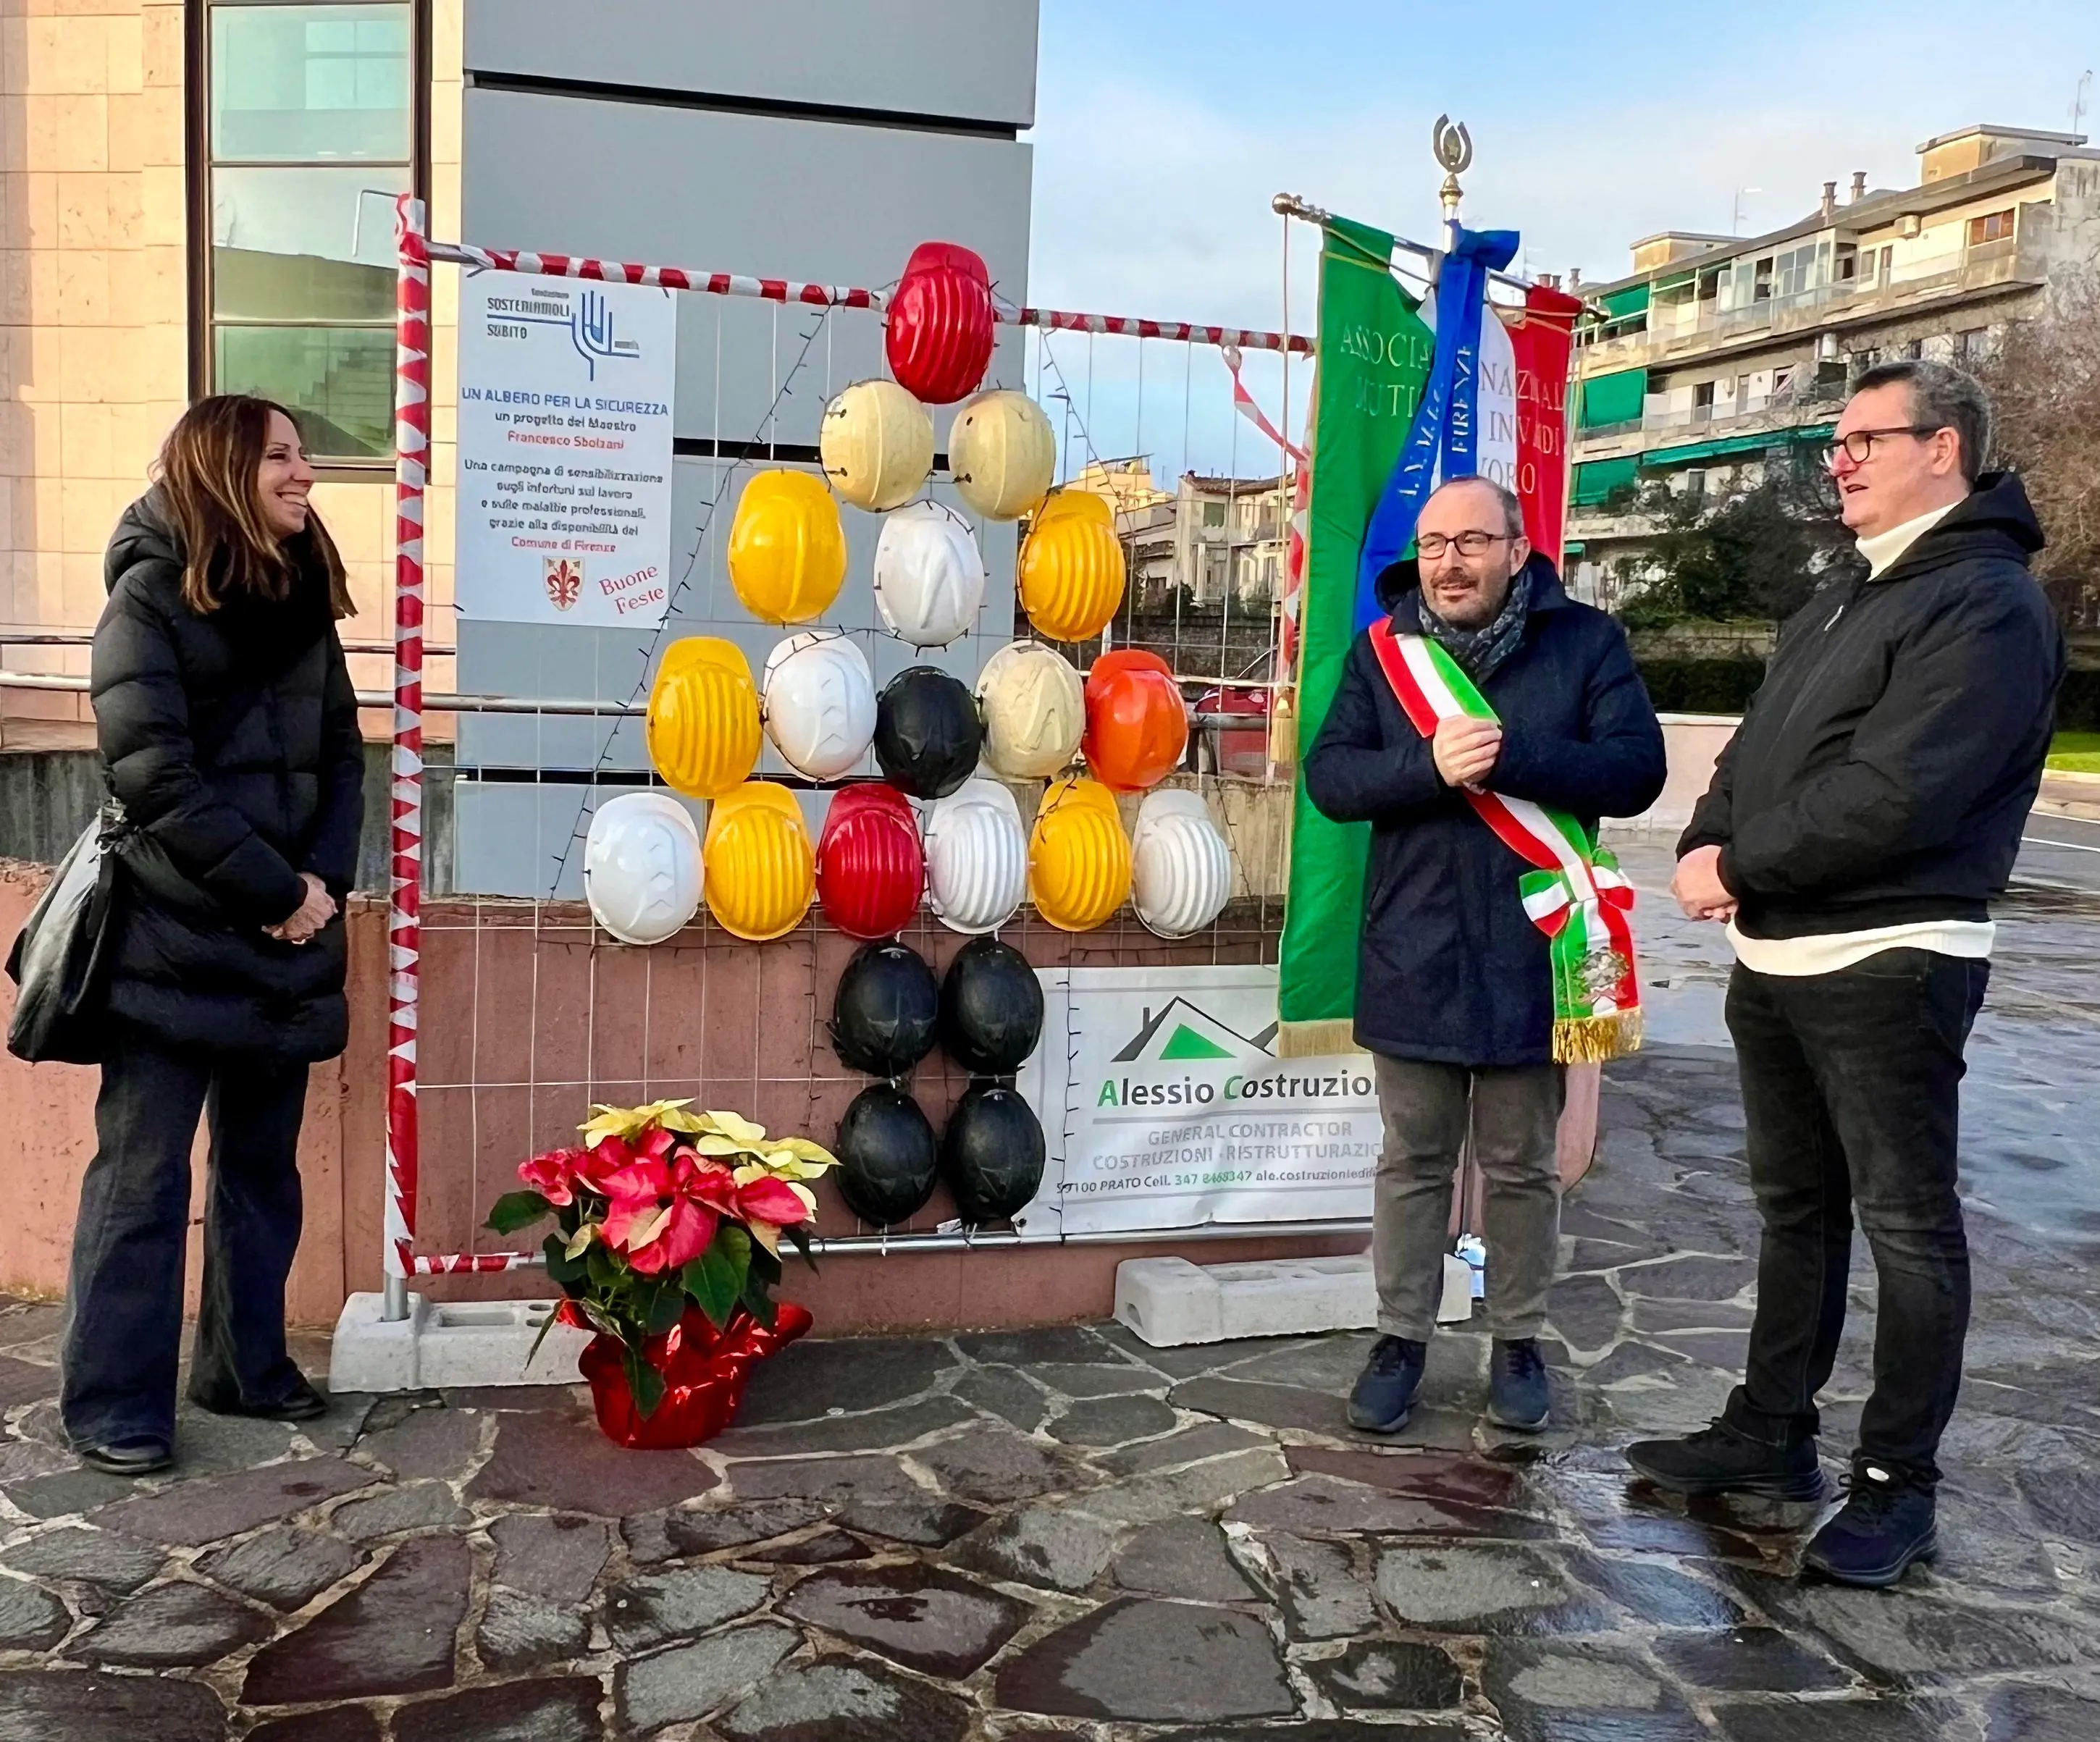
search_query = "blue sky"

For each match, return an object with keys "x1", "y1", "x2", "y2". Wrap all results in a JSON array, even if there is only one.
[{"x1": 1022, "y1": 0, "x2": 2097, "y2": 480}]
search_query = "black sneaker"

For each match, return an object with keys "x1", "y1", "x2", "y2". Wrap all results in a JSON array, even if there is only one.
[
  {"x1": 1348, "y1": 1334, "x2": 1427, "y2": 1433},
  {"x1": 187, "y1": 1373, "x2": 329, "y2": 1423},
  {"x1": 1801, "y1": 1458, "x2": 1937, "y2": 1587},
  {"x1": 78, "y1": 1436, "x2": 172, "y2": 1477},
  {"x1": 1487, "y1": 1338, "x2": 1551, "y2": 1431},
  {"x1": 1624, "y1": 1418, "x2": 1828, "y2": 1502}
]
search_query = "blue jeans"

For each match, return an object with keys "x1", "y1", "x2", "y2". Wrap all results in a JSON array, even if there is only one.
[
  {"x1": 60, "y1": 1029, "x2": 310, "y2": 1448},
  {"x1": 1721, "y1": 949, "x2": 1988, "y2": 1484}
]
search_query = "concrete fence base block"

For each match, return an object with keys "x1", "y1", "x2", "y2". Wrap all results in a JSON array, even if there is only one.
[
  {"x1": 327, "y1": 1292, "x2": 590, "y2": 1394},
  {"x1": 1114, "y1": 1253, "x2": 1377, "y2": 1347}
]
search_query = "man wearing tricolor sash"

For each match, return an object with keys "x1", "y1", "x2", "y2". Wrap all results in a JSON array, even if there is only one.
[{"x1": 1306, "y1": 476, "x2": 1664, "y2": 1435}]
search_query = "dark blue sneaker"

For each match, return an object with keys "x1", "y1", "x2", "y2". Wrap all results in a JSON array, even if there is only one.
[
  {"x1": 1487, "y1": 1338, "x2": 1551, "y2": 1431},
  {"x1": 1348, "y1": 1334, "x2": 1426, "y2": 1432},
  {"x1": 1801, "y1": 1458, "x2": 1937, "y2": 1587}
]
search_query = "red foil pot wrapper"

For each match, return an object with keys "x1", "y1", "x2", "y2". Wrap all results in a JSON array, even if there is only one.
[{"x1": 571, "y1": 1299, "x2": 814, "y2": 1449}]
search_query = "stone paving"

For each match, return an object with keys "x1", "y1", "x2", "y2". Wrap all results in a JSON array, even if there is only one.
[{"x1": 0, "y1": 854, "x2": 2095, "y2": 1738}]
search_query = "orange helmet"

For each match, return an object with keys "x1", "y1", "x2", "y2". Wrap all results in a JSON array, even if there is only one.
[{"x1": 1082, "y1": 650, "x2": 1188, "y2": 791}]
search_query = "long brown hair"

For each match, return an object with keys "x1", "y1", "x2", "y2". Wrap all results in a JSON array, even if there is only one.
[{"x1": 153, "y1": 395, "x2": 355, "y2": 618}]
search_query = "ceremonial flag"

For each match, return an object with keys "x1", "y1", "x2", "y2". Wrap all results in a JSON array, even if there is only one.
[{"x1": 1276, "y1": 218, "x2": 1582, "y2": 1057}]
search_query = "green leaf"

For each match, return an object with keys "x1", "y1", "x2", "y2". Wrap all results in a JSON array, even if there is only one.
[
  {"x1": 681, "y1": 1234, "x2": 748, "y2": 1329},
  {"x1": 747, "y1": 1240, "x2": 784, "y2": 1287},
  {"x1": 782, "y1": 1221, "x2": 818, "y2": 1273},
  {"x1": 644, "y1": 1278, "x2": 687, "y2": 1336},
  {"x1": 523, "y1": 1302, "x2": 564, "y2": 1371},
  {"x1": 740, "y1": 1269, "x2": 778, "y2": 1329},
  {"x1": 623, "y1": 1344, "x2": 666, "y2": 1419},
  {"x1": 543, "y1": 1231, "x2": 589, "y2": 1287},
  {"x1": 484, "y1": 1190, "x2": 554, "y2": 1235},
  {"x1": 585, "y1": 1242, "x2": 618, "y2": 1288}
]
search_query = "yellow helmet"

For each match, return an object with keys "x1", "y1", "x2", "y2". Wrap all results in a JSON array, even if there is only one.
[
  {"x1": 1028, "y1": 777, "x2": 1131, "y2": 932},
  {"x1": 646, "y1": 636, "x2": 762, "y2": 799},
  {"x1": 949, "y1": 390, "x2": 1057, "y2": 519},
  {"x1": 819, "y1": 379, "x2": 935, "y2": 513},
  {"x1": 727, "y1": 469, "x2": 847, "y2": 623},
  {"x1": 703, "y1": 782, "x2": 815, "y2": 941},
  {"x1": 1017, "y1": 492, "x2": 1125, "y2": 642}
]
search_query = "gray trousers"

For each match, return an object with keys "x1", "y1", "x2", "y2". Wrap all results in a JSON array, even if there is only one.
[{"x1": 1372, "y1": 1053, "x2": 1565, "y2": 1341}]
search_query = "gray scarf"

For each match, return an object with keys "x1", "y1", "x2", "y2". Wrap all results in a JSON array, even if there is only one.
[{"x1": 1415, "y1": 566, "x2": 1533, "y2": 683}]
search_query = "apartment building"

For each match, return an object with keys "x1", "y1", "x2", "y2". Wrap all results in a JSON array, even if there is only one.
[{"x1": 1564, "y1": 122, "x2": 2100, "y2": 599}]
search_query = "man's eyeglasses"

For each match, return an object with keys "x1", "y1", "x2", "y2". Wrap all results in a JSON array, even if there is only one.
[
  {"x1": 1820, "y1": 426, "x2": 1946, "y2": 470},
  {"x1": 1416, "y1": 531, "x2": 1513, "y2": 559}
]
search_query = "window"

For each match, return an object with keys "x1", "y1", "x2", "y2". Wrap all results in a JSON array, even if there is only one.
[
  {"x1": 1902, "y1": 338, "x2": 1924, "y2": 361},
  {"x1": 1954, "y1": 327, "x2": 1991, "y2": 362},
  {"x1": 1752, "y1": 257, "x2": 1775, "y2": 301},
  {"x1": 1773, "y1": 243, "x2": 1820, "y2": 300},
  {"x1": 1967, "y1": 209, "x2": 2016, "y2": 247},
  {"x1": 1836, "y1": 243, "x2": 1858, "y2": 282},
  {"x1": 1202, "y1": 500, "x2": 1226, "y2": 528},
  {"x1": 204, "y1": 3, "x2": 418, "y2": 460}
]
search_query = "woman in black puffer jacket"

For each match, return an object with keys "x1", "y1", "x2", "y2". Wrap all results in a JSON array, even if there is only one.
[{"x1": 68, "y1": 395, "x2": 364, "y2": 1475}]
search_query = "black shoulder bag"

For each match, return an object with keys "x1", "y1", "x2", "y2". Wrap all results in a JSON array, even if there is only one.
[{"x1": 5, "y1": 664, "x2": 304, "y2": 1065}]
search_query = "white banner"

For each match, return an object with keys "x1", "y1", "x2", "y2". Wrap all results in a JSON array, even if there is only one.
[
  {"x1": 1014, "y1": 964, "x2": 1379, "y2": 1238},
  {"x1": 455, "y1": 273, "x2": 677, "y2": 627}
]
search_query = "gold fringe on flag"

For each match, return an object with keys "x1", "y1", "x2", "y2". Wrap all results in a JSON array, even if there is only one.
[
  {"x1": 1552, "y1": 1009, "x2": 1644, "y2": 1065},
  {"x1": 1274, "y1": 1018, "x2": 1366, "y2": 1059}
]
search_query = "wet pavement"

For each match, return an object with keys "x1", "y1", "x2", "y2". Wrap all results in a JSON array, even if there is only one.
[{"x1": 0, "y1": 843, "x2": 2096, "y2": 1738}]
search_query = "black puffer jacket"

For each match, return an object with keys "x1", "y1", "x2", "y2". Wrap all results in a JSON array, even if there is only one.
[
  {"x1": 1681, "y1": 473, "x2": 2065, "y2": 938},
  {"x1": 91, "y1": 491, "x2": 364, "y2": 1060},
  {"x1": 1306, "y1": 556, "x2": 1667, "y2": 1065}
]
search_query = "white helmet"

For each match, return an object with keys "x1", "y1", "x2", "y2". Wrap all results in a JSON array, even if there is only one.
[
  {"x1": 820, "y1": 379, "x2": 934, "y2": 512},
  {"x1": 1130, "y1": 788, "x2": 1232, "y2": 938},
  {"x1": 584, "y1": 792, "x2": 702, "y2": 946},
  {"x1": 975, "y1": 639, "x2": 1083, "y2": 779},
  {"x1": 923, "y1": 777, "x2": 1029, "y2": 934},
  {"x1": 872, "y1": 500, "x2": 986, "y2": 648},
  {"x1": 762, "y1": 632, "x2": 877, "y2": 780}
]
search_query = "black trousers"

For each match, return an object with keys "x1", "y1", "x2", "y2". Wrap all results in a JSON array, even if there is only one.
[
  {"x1": 60, "y1": 1029, "x2": 311, "y2": 1448},
  {"x1": 1721, "y1": 949, "x2": 1988, "y2": 1483}
]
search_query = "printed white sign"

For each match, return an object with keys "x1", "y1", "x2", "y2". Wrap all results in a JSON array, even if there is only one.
[
  {"x1": 455, "y1": 273, "x2": 677, "y2": 627},
  {"x1": 1013, "y1": 965, "x2": 1379, "y2": 1238}
]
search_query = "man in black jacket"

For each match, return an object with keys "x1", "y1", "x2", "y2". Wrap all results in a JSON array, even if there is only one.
[
  {"x1": 1626, "y1": 361, "x2": 2065, "y2": 1586},
  {"x1": 1307, "y1": 476, "x2": 1666, "y2": 1436}
]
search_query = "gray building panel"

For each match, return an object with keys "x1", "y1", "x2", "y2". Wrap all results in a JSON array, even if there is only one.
[
  {"x1": 448, "y1": 45, "x2": 1036, "y2": 889},
  {"x1": 463, "y1": 0, "x2": 1039, "y2": 128}
]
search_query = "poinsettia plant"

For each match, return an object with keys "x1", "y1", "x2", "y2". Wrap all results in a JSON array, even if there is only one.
[{"x1": 485, "y1": 1099, "x2": 836, "y2": 1418}]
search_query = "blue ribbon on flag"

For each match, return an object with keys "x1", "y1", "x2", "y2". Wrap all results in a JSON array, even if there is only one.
[{"x1": 1353, "y1": 224, "x2": 1521, "y2": 630}]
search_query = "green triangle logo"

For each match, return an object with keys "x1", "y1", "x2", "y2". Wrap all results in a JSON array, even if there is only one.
[{"x1": 1159, "y1": 1024, "x2": 1234, "y2": 1061}]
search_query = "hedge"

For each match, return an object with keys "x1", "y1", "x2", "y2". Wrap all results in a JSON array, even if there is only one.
[{"x1": 1635, "y1": 659, "x2": 2100, "y2": 730}]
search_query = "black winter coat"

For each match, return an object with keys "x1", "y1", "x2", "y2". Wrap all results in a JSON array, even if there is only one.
[
  {"x1": 91, "y1": 492, "x2": 364, "y2": 1061},
  {"x1": 1681, "y1": 473, "x2": 2064, "y2": 938},
  {"x1": 1305, "y1": 557, "x2": 1668, "y2": 1066}
]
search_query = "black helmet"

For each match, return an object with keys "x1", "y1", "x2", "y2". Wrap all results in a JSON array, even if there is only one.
[
  {"x1": 874, "y1": 666, "x2": 983, "y2": 800},
  {"x1": 939, "y1": 935, "x2": 1043, "y2": 1074},
  {"x1": 942, "y1": 1082, "x2": 1046, "y2": 1225},
  {"x1": 834, "y1": 1084, "x2": 939, "y2": 1227},
  {"x1": 828, "y1": 940, "x2": 938, "y2": 1077}
]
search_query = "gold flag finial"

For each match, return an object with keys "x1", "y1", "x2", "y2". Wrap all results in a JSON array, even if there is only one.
[{"x1": 1432, "y1": 115, "x2": 1472, "y2": 232}]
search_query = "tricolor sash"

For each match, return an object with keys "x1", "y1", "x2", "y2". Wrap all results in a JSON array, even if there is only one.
[{"x1": 1367, "y1": 616, "x2": 1642, "y2": 1064}]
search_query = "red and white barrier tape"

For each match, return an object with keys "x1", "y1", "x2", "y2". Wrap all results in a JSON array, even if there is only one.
[{"x1": 428, "y1": 240, "x2": 1313, "y2": 355}]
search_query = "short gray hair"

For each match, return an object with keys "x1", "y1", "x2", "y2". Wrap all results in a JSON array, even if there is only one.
[
  {"x1": 1852, "y1": 358, "x2": 1992, "y2": 484},
  {"x1": 1427, "y1": 474, "x2": 1526, "y2": 539}
]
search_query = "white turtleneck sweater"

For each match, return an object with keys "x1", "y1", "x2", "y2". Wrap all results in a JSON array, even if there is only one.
[{"x1": 1726, "y1": 497, "x2": 1996, "y2": 977}]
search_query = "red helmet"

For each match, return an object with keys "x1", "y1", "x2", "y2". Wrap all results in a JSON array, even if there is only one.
[
  {"x1": 886, "y1": 242, "x2": 996, "y2": 405},
  {"x1": 816, "y1": 783, "x2": 926, "y2": 940},
  {"x1": 1083, "y1": 650, "x2": 1189, "y2": 792}
]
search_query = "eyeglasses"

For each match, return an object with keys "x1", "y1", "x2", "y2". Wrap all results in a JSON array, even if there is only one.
[
  {"x1": 1416, "y1": 531, "x2": 1513, "y2": 559},
  {"x1": 1820, "y1": 426, "x2": 1946, "y2": 470}
]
